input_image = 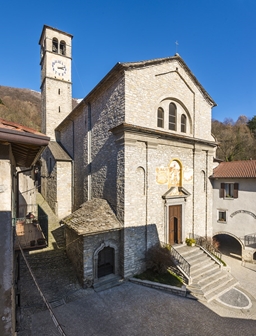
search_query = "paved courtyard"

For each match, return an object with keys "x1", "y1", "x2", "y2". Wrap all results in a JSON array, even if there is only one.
[
  {"x1": 17, "y1": 228, "x2": 256, "y2": 336},
  {"x1": 18, "y1": 281, "x2": 256, "y2": 336}
]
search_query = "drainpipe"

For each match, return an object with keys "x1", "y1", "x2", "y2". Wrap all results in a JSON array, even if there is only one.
[
  {"x1": 71, "y1": 160, "x2": 74, "y2": 212},
  {"x1": 192, "y1": 144, "x2": 195, "y2": 237},
  {"x1": 205, "y1": 150, "x2": 208, "y2": 238},
  {"x1": 88, "y1": 103, "x2": 92, "y2": 200},
  {"x1": 16, "y1": 167, "x2": 34, "y2": 218},
  {"x1": 145, "y1": 141, "x2": 149, "y2": 251}
]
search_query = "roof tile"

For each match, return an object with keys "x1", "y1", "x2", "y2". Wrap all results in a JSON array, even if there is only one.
[{"x1": 212, "y1": 160, "x2": 256, "y2": 178}]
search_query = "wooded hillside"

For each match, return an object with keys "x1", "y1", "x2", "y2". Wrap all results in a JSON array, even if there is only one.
[
  {"x1": 213, "y1": 115, "x2": 256, "y2": 161},
  {"x1": 0, "y1": 85, "x2": 79, "y2": 131},
  {"x1": 0, "y1": 86, "x2": 41, "y2": 130}
]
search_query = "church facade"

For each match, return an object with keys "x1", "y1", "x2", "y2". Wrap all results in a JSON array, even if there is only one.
[{"x1": 39, "y1": 25, "x2": 218, "y2": 286}]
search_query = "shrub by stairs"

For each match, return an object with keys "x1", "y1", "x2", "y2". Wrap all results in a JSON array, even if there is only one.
[{"x1": 175, "y1": 245, "x2": 239, "y2": 302}]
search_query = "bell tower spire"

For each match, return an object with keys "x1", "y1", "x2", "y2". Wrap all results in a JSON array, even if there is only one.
[{"x1": 39, "y1": 25, "x2": 73, "y2": 140}]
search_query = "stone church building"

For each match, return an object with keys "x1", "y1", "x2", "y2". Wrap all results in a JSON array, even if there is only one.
[{"x1": 39, "y1": 25, "x2": 218, "y2": 287}]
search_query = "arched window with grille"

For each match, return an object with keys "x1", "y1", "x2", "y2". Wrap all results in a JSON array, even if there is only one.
[
  {"x1": 157, "y1": 107, "x2": 164, "y2": 128},
  {"x1": 60, "y1": 40, "x2": 66, "y2": 55},
  {"x1": 181, "y1": 114, "x2": 187, "y2": 133},
  {"x1": 169, "y1": 103, "x2": 176, "y2": 131},
  {"x1": 52, "y1": 38, "x2": 58, "y2": 53}
]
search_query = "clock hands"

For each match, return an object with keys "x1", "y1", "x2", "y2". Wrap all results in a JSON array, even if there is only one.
[{"x1": 57, "y1": 66, "x2": 65, "y2": 70}]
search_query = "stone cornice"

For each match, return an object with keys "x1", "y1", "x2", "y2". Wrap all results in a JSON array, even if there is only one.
[{"x1": 110, "y1": 123, "x2": 217, "y2": 148}]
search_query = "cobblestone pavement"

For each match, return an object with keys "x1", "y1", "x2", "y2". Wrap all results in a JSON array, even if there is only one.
[
  {"x1": 19, "y1": 280, "x2": 256, "y2": 336},
  {"x1": 17, "y1": 242, "x2": 256, "y2": 336},
  {"x1": 17, "y1": 225, "x2": 87, "y2": 335},
  {"x1": 17, "y1": 217, "x2": 256, "y2": 336}
]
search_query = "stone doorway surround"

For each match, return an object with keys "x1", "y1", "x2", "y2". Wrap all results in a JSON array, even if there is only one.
[
  {"x1": 162, "y1": 186, "x2": 190, "y2": 245},
  {"x1": 93, "y1": 239, "x2": 119, "y2": 282}
]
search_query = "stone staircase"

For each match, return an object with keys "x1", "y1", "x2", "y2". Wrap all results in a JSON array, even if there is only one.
[
  {"x1": 93, "y1": 274, "x2": 124, "y2": 292},
  {"x1": 175, "y1": 245, "x2": 239, "y2": 302}
]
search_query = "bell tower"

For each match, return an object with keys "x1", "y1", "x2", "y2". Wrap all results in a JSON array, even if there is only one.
[{"x1": 39, "y1": 25, "x2": 73, "y2": 140}]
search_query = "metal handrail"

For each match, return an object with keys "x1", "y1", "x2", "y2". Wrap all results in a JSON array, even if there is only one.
[
  {"x1": 193, "y1": 235, "x2": 222, "y2": 261},
  {"x1": 161, "y1": 242, "x2": 191, "y2": 281}
]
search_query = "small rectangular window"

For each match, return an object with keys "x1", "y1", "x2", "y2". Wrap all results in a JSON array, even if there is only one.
[
  {"x1": 220, "y1": 183, "x2": 239, "y2": 199},
  {"x1": 218, "y1": 210, "x2": 226, "y2": 222}
]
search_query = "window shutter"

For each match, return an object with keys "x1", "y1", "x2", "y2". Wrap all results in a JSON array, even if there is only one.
[
  {"x1": 233, "y1": 183, "x2": 239, "y2": 198},
  {"x1": 220, "y1": 183, "x2": 225, "y2": 198}
]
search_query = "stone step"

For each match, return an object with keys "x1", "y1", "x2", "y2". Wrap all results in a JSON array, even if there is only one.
[
  {"x1": 204, "y1": 277, "x2": 239, "y2": 302},
  {"x1": 190, "y1": 260, "x2": 216, "y2": 277},
  {"x1": 189, "y1": 255, "x2": 212, "y2": 268},
  {"x1": 192, "y1": 264, "x2": 220, "y2": 282},
  {"x1": 175, "y1": 245, "x2": 201, "y2": 257},
  {"x1": 185, "y1": 252, "x2": 206, "y2": 264},
  {"x1": 202, "y1": 272, "x2": 232, "y2": 294},
  {"x1": 93, "y1": 275, "x2": 123, "y2": 292},
  {"x1": 199, "y1": 270, "x2": 228, "y2": 289}
]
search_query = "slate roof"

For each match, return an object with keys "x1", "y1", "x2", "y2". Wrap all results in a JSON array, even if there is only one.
[
  {"x1": 48, "y1": 141, "x2": 72, "y2": 161},
  {"x1": 211, "y1": 160, "x2": 256, "y2": 179},
  {"x1": 61, "y1": 198, "x2": 121, "y2": 236}
]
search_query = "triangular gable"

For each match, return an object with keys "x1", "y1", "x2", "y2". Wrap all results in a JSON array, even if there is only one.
[{"x1": 162, "y1": 186, "x2": 191, "y2": 199}]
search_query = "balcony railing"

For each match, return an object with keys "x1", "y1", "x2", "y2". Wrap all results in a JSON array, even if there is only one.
[
  {"x1": 244, "y1": 233, "x2": 256, "y2": 246},
  {"x1": 14, "y1": 210, "x2": 47, "y2": 250}
]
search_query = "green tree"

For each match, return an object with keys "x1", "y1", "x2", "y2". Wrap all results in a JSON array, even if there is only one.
[{"x1": 247, "y1": 116, "x2": 256, "y2": 138}]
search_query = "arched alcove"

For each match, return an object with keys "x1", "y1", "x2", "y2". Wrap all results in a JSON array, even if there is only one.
[
  {"x1": 213, "y1": 232, "x2": 243, "y2": 257},
  {"x1": 136, "y1": 166, "x2": 145, "y2": 195},
  {"x1": 93, "y1": 240, "x2": 119, "y2": 281}
]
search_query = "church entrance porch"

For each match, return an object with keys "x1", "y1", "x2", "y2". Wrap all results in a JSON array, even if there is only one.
[
  {"x1": 98, "y1": 246, "x2": 115, "y2": 278},
  {"x1": 169, "y1": 205, "x2": 182, "y2": 245}
]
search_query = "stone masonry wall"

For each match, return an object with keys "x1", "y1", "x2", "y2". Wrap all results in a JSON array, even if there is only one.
[
  {"x1": 65, "y1": 227, "x2": 84, "y2": 285},
  {"x1": 59, "y1": 76, "x2": 126, "y2": 218},
  {"x1": 57, "y1": 161, "x2": 72, "y2": 219},
  {"x1": 125, "y1": 59, "x2": 214, "y2": 142},
  {"x1": 89, "y1": 76, "x2": 125, "y2": 220},
  {"x1": 82, "y1": 231, "x2": 120, "y2": 288},
  {"x1": 41, "y1": 148, "x2": 57, "y2": 215},
  {"x1": 123, "y1": 138, "x2": 215, "y2": 276}
]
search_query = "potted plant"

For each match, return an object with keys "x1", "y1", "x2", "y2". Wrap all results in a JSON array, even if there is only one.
[{"x1": 185, "y1": 238, "x2": 196, "y2": 247}]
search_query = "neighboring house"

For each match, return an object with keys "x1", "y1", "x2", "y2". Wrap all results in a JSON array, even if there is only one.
[
  {"x1": 211, "y1": 160, "x2": 256, "y2": 262},
  {"x1": 39, "y1": 25, "x2": 217, "y2": 287},
  {"x1": 0, "y1": 118, "x2": 49, "y2": 336}
]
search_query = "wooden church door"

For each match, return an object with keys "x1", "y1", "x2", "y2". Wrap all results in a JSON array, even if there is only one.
[{"x1": 169, "y1": 205, "x2": 182, "y2": 245}]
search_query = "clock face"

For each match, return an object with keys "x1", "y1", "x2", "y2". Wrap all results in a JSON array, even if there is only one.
[{"x1": 52, "y1": 60, "x2": 67, "y2": 77}]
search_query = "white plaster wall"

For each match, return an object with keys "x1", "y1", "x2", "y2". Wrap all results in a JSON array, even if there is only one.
[
  {"x1": 212, "y1": 178, "x2": 256, "y2": 239},
  {"x1": 0, "y1": 161, "x2": 11, "y2": 211}
]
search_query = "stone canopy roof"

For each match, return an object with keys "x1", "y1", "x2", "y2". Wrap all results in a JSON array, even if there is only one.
[
  {"x1": 48, "y1": 141, "x2": 72, "y2": 161},
  {"x1": 61, "y1": 198, "x2": 121, "y2": 236},
  {"x1": 211, "y1": 160, "x2": 256, "y2": 179}
]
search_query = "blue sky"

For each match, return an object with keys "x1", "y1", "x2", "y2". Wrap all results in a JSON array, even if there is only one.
[{"x1": 1, "y1": 0, "x2": 255, "y2": 122}]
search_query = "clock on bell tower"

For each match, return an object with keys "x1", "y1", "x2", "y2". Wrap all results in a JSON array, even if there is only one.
[{"x1": 39, "y1": 25, "x2": 73, "y2": 140}]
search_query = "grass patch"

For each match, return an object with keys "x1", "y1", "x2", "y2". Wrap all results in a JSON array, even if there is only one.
[
  {"x1": 134, "y1": 268, "x2": 183, "y2": 288},
  {"x1": 213, "y1": 254, "x2": 227, "y2": 266}
]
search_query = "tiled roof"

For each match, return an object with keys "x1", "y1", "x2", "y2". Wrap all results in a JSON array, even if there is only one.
[
  {"x1": 211, "y1": 160, "x2": 256, "y2": 178},
  {"x1": 0, "y1": 118, "x2": 44, "y2": 136},
  {"x1": 61, "y1": 198, "x2": 121, "y2": 235},
  {"x1": 0, "y1": 118, "x2": 49, "y2": 167}
]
